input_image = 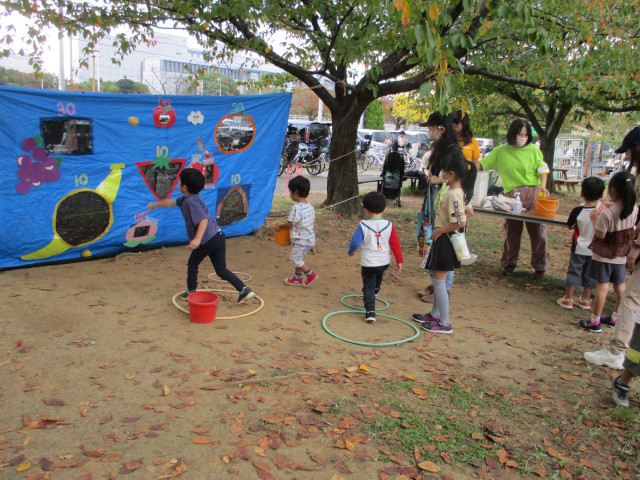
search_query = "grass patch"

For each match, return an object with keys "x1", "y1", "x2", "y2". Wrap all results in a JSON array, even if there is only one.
[{"x1": 366, "y1": 384, "x2": 497, "y2": 465}]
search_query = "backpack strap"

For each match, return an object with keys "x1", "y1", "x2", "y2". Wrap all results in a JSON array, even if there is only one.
[{"x1": 361, "y1": 221, "x2": 392, "y2": 251}]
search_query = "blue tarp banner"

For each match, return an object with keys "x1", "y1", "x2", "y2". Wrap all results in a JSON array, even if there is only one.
[{"x1": 0, "y1": 85, "x2": 290, "y2": 269}]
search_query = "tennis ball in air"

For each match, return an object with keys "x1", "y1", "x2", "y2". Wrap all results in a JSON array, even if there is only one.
[{"x1": 128, "y1": 116, "x2": 139, "y2": 126}]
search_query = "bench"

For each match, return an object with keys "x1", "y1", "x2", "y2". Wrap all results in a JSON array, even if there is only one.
[
  {"x1": 554, "y1": 178, "x2": 580, "y2": 192},
  {"x1": 358, "y1": 178, "x2": 382, "y2": 192}
]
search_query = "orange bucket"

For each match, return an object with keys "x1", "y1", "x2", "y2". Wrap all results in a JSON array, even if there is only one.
[
  {"x1": 187, "y1": 291, "x2": 219, "y2": 324},
  {"x1": 534, "y1": 197, "x2": 559, "y2": 217},
  {"x1": 274, "y1": 223, "x2": 291, "y2": 246}
]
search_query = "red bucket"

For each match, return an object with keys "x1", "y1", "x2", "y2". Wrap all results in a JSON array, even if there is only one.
[{"x1": 187, "y1": 291, "x2": 219, "y2": 324}]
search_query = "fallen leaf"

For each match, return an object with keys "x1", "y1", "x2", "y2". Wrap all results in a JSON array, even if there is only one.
[
  {"x1": 579, "y1": 458, "x2": 597, "y2": 469},
  {"x1": 274, "y1": 453, "x2": 291, "y2": 468},
  {"x1": 253, "y1": 460, "x2": 271, "y2": 472},
  {"x1": 546, "y1": 448, "x2": 563, "y2": 458},
  {"x1": 43, "y1": 398, "x2": 65, "y2": 406},
  {"x1": 84, "y1": 448, "x2": 106, "y2": 458},
  {"x1": 417, "y1": 461, "x2": 441, "y2": 472},
  {"x1": 191, "y1": 437, "x2": 212, "y2": 444},
  {"x1": 16, "y1": 462, "x2": 32, "y2": 472}
]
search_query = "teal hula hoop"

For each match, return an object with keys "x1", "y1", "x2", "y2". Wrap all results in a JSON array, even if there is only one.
[
  {"x1": 340, "y1": 294, "x2": 390, "y2": 312},
  {"x1": 322, "y1": 310, "x2": 421, "y2": 347}
]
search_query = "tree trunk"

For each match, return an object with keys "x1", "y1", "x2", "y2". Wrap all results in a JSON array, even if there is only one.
[
  {"x1": 538, "y1": 103, "x2": 573, "y2": 192},
  {"x1": 326, "y1": 113, "x2": 362, "y2": 216},
  {"x1": 538, "y1": 137, "x2": 556, "y2": 191}
]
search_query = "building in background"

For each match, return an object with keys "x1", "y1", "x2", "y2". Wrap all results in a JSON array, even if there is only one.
[{"x1": 73, "y1": 31, "x2": 282, "y2": 94}]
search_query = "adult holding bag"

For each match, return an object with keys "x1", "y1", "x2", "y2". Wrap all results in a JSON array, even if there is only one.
[{"x1": 472, "y1": 119, "x2": 550, "y2": 279}]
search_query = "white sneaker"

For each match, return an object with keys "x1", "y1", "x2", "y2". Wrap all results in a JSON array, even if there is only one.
[{"x1": 584, "y1": 347, "x2": 624, "y2": 370}]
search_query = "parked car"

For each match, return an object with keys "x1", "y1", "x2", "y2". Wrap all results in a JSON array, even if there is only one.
[{"x1": 477, "y1": 138, "x2": 494, "y2": 156}]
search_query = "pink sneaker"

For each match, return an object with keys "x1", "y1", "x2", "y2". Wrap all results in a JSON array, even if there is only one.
[
  {"x1": 304, "y1": 271, "x2": 317, "y2": 287},
  {"x1": 285, "y1": 276, "x2": 303, "y2": 286},
  {"x1": 576, "y1": 298, "x2": 592, "y2": 310},
  {"x1": 557, "y1": 297, "x2": 574, "y2": 310}
]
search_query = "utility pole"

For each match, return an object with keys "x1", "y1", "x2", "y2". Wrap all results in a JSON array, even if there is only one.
[
  {"x1": 58, "y1": 35, "x2": 66, "y2": 90},
  {"x1": 92, "y1": 51, "x2": 96, "y2": 92}
]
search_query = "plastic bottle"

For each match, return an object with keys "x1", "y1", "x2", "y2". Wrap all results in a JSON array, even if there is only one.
[{"x1": 513, "y1": 192, "x2": 522, "y2": 213}]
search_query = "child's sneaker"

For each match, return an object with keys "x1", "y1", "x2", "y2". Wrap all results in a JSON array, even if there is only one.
[
  {"x1": 576, "y1": 297, "x2": 592, "y2": 310},
  {"x1": 364, "y1": 312, "x2": 376, "y2": 323},
  {"x1": 422, "y1": 320, "x2": 453, "y2": 334},
  {"x1": 284, "y1": 276, "x2": 304, "y2": 286},
  {"x1": 600, "y1": 314, "x2": 617, "y2": 328},
  {"x1": 411, "y1": 312, "x2": 439, "y2": 324},
  {"x1": 578, "y1": 319, "x2": 602, "y2": 333},
  {"x1": 180, "y1": 289, "x2": 196, "y2": 299},
  {"x1": 611, "y1": 376, "x2": 630, "y2": 408},
  {"x1": 304, "y1": 271, "x2": 317, "y2": 287},
  {"x1": 556, "y1": 297, "x2": 574, "y2": 310},
  {"x1": 237, "y1": 286, "x2": 255, "y2": 303}
]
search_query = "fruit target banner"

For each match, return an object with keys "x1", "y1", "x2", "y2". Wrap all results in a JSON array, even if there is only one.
[{"x1": 0, "y1": 85, "x2": 291, "y2": 270}]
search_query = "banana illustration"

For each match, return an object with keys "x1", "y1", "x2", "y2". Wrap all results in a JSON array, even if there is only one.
[{"x1": 22, "y1": 164, "x2": 125, "y2": 260}]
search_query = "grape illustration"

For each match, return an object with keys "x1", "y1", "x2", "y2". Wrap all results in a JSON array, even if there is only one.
[
  {"x1": 21, "y1": 137, "x2": 36, "y2": 151},
  {"x1": 16, "y1": 137, "x2": 61, "y2": 194},
  {"x1": 32, "y1": 147, "x2": 47, "y2": 161}
]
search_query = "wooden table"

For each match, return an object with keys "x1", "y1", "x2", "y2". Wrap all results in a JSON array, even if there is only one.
[
  {"x1": 553, "y1": 167, "x2": 579, "y2": 192},
  {"x1": 474, "y1": 207, "x2": 568, "y2": 227}
]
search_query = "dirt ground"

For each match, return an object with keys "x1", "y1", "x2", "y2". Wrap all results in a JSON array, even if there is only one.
[{"x1": 0, "y1": 191, "x2": 638, "y2": 480}]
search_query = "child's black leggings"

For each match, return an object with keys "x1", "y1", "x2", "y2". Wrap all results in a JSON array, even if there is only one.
[{"x1": 187, "y1": 231, "x2": 245, "y2": 292}]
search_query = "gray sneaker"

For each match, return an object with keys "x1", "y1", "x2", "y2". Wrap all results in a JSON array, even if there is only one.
[
  {"x1": 611, "y1": 376, "x2": 630, "y2": 408},
  {"x1": 237, "y1": 287, "x2": 255, "y2": 303},
  {"x1": 180, "y1": 289, "x2": 195, "y2": 299}
]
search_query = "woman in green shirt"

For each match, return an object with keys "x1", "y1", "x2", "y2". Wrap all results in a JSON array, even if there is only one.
[{"x1": 473, "y1": 119, "x2": 550, "y2": 279}]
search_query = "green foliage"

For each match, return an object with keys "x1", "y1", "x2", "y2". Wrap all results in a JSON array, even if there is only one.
[
  {"x1": 201, "y1": 71, "x2": 237, "y2": 96},
  {"x1": 365, "y1": 99, "x2": 384, "y2": 129},
  {"x1": 70, "y1": 78, "x2": 148, "y2": 94},
  {"x1": 0, "y1": 66, "x2": 55, "y2": 89}
]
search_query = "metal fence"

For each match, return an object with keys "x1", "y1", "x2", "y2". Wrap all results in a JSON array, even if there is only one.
[{"x1": 553, "y1": 137, "x2": 586, "y2": 179}]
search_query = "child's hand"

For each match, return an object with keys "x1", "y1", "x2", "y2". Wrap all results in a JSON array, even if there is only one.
[
  {"x1": 396, "y1": 263, "x2": 403, "y2": 274},
  {"x1": 188, "y1": 238, "x2": 201, "y2": 250},
  {"x1": 431, "y1": 228, "x2": 442, "y2": 243},
  {"x1": 147, "y1": 203, "x2": 157, "y2": 211},
  {"x1": 348, "y1": 252, "x2": 354, "y2": 257}
]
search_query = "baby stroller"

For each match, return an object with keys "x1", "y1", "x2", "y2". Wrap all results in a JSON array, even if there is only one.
[{"x1": 380, "y1": 142, "x2": 405, "y2": 207}]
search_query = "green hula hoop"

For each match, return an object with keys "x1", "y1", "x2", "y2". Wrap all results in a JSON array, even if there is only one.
[
  {"x1": 340, "y1": 294, "x2": 389, "y2": 312},
  {"x1": 322, "y1": 310, "x2": 421, "y2": 347}
]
